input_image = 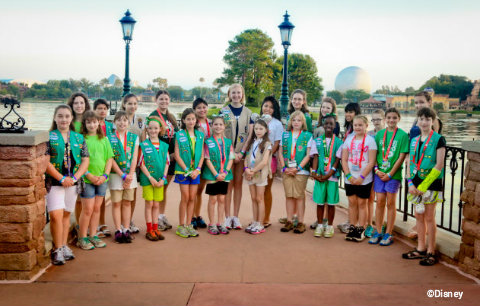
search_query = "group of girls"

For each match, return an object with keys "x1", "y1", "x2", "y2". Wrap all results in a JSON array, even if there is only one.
[{"x1": 45, "y1": 84, "x2": 445, "y2": 267}]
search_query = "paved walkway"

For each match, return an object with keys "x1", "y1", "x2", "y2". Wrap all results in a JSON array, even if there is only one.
[{"x1": 0, "y1": 179, "x2": 478, "y2": 306}]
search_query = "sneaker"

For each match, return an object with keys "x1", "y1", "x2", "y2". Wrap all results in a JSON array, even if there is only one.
[
  {"x1": 208, "y1": 224, "x2": 219, "y2": 235},
  {"x1": 146, "y1": 230, "x2": 159, "y2": 241},
  {"x1": 345, "y1": 225, "x2": 356, "y2": 241},
  {"x1": 154, "y1": 229, "x2": 165, "y2": 240},
  {"x1": 314, "y1": 224, "x2": 324, "y2": 237},
  {"x1": 176, "y1": 225, "x2": 190, "y2": 238},
  {"x1": 294, "y1": 222, "x2": 306, "y2": 234},
  {"x1": 187, "y1": 224, "x2": 199, "y2": 237},
  {"x1": 191, "y1": 217, "x2": 198, "y2": 230},
  {"x1": 292, "y1": 215, "x2": 299, "y2": 227},
  {"x1": 379, "y1": 233, "x2": 394, "y2": 246},
  {"x1": 232, "y1": 216, "x2": 242, "y2": 230},
  {"x1": 354, "y1": 226, "x2": 365, "y2": 242},
  {"x1": 114, "y1": 230, "x2": 124, "y2": 243},
  {"x1": 217, "y1": 224, "x2": 229, "y2": 235},
  {"x1": 88, "y1": 236, "x2": 106, "y2": 248},
  {"x1": 310, "y1": 220, "x2": 319, "y2": 230},
  {"x1": 162, "y1": 216, "x2": 173, "y2": 230},
  {"x1": 278, "y1": 217, "x2": 287, "y2": 224},
  {"x1": 224, "y1": 216, "x2": 233, "y2": 229},
  {"x1": 124, "y1": 230, "x2": 133, "y2": 243},
  {"x1": 368, "y1": 231, "x2": 383, "y2": 244},
  {"x1": 250, "y1": 223, "x2": 265, "y2": 235},
  {"x1": 51, "y1": 248, "x2": 65, "y2": 265},
  {"x1": 381, "y1": 222, "x2": 387, "y2": 235},
  {"x1": 323, "y1": 225, "x2": 334, "y2": 238},
  {"x1": 245, "y1": 222, "x2": 255, "y2": 233},
  {"x1": 196, "y1": 216, "x2": 207, "y2": 229},
  {"x1": 338, "y1": 221, "x2": 351, "y2": 234},
  {"x1": 158, "y1": 216, "x2": 168, "y2": 231},
  {"x1": 62, "y1": 245, "x2": 75, "y2": 260},
  {"x1": 364, "y1": 225, "x2": 374, "y2": 238},
  {"x1": 281, "y1": 221, "x2": 294, "y2": 232},
  {"x1": 129, "y1": 221, "x2": 140, "y2": 234}
]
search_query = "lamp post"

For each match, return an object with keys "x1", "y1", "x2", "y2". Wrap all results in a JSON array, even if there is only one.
[
  {"x1": 119, "y1": 10, "x2": 136, "y2": 97},
  {"x1": 278, "y1": 11, "x2": 295, "y2": 118}
]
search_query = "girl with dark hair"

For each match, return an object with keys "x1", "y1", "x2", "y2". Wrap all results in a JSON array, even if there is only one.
[
  {"x1": 315, "y1": 97, "x2": 340, "y2": 138},
  {"x1": 46, "y1": 105, "x2": 89, "y2": 265},
  {"x1": 259, "y1": 96, "x2": 284, "y2": 227},
  {"x1": 67, "y1": 92, "x2": 91, "y2": 133},
  {"x1": 149, "y1": 90, "x2": 178, "y2": 231},
  {"x1": 77, "y1": 111, "x2": 113, "y2": 250},
  {"x1": 343, "y1": 102, "x2": 361, "y2": 141},
  {"x1": 287, "y1": 89, "x2": 313, "y2": 133},
  {"x1": 192, "y1": 97, "x2": 210, "y2": 229},
  {"x1": 174, "y1": 108, "x2": 205, "y2": 238}
]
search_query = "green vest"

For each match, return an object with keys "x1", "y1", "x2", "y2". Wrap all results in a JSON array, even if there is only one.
[
  {"x1": 409, "y1": 131, "x2": 444, "y2": 179},
  {"x1": 104, "y1": 120, "x2": 114, "y2": 137},
  {"x1": 48, "y1": 129, "x2": 84, "y2": 175},
  {"x1": 314, "y1": 135, "x2": 343, "y2": 177},
  {"x1": 139, "y1": 139, "x2": 169, "y2": 186},
  {"x1": 174, "y1": 129, "x2": 204, "y2": 172},
  {"x1": 281, "y1": 130, "x2": 312, "y2": 170},
  {"x1": 305, "y1": 113, "x2": 313, "y2": 133},
  {"x1": 108, "y1": 131, "x2": 137, "y2": 173},
  {"x1": 202, "y1": 136, "x2": 233, "y2": 181}
]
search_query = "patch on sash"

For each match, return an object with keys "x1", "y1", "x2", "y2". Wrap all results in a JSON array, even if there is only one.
[
  {"x1": 50, "y1": 133, "x2": 58, "y2": 140},
  {"x1": 144, "y1": 148, "x2": 153, "y2": 154},
  {"x1": 179, "y1": 136, "x2": 187, "y2": 142},
  {"x1": 208, "y1": 143, "x2": 216, "y2": 148}
]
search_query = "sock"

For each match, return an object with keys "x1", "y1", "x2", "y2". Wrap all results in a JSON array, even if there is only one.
[
  {"x1": 153, "y1": 223, "x2": 158, "y2": 231},
  {"x1": 147, "y1": 222, "x2": 152, "y2": 232},
  {"x1": 322, "y1": 218, "x2": 328, "y2": 226}
]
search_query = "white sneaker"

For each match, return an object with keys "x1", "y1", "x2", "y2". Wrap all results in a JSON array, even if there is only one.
[
  {"x1": 324, "y1": 225, "x2": 334, "y2": 238},
  {"x1": 314, "y1": 224, "x2": 324, "y2": 237},
  {"x1": 245, "y1": 222, "x2": 255, "y2": 233},
  {"x1": 224, "y1": 216, "x2": 232, "y2": 229},
  {"x1": 158, "y1": 215, "x2": 167, "y2": 231},
  {"x1": 232, "y1": 216, "x2": 242, "y2": 229}
]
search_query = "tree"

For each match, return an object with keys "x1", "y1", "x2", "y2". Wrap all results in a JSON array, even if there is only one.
[
  {"x1": 433, "y1": 103, "x2": 444, "y2": 111},
  {"x1": 272, "y1": 53, "x2": 323, "y2": 105},
  {"x1": 345, "y1": 89, "x2": 370, "y2": 103},
  {"x1": 99, "y1": 78, "x2": 110, "y2": 88},
  {"x1": 79, "y1": 78, "x2": 93, "y2": 94},
  {"x1": 327, "y1": 90, "x2": 344, "y2": 104},
  {"x1": 153, "y1": 77, "x2": 168, "y2": 90},
  {"x1": 216, "y1": 29, "x2": 277, "y2": 106},
  {"x1": 420, "y1": 74, "x2": 473, "y2": 100},
  {"x1": 167, "y1": 85, "x2": 183, "y2": 101},
  {"x1": 114, "y1": 78, "x2": 123, "y2": 88}
]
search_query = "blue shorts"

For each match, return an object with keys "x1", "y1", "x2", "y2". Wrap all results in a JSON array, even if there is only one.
[
  {"x1": 174, "y1": 174, "x2": 201, "y2": 185},
  {"x1": 374, "y1": 175, "x2": 401, "y2": 194},
  {"x1": 80, "y1": 182, "x2": 108, "y2": 198}
]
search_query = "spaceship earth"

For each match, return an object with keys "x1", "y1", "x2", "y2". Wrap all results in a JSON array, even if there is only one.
[{"x1": 334, "y1": 66, "x2": 372, "y2": 93}]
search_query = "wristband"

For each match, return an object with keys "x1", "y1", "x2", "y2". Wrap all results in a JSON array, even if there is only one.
[
  {"x1": 59, "y1": 175, "x2": 67, "y2": 183},
  {"x1": 240, "y1": 150, "x2": 245, "y2": 155},
  {"x1": 196, "y1": 167, "x2": 201, "y2": 171},
  {"x1": 148, "y1": 175, "x2": 153, "y2": 179},
  {"x1": 215, "y1": 173, "x2": 219, "y2": 179},
  {"x1": 297, "y1": 166, "x2": 303, "y2": 171},
  {"x1": 243, "y1": 167, "x2": 248, "y2": 171},
  {"x1": 359, "y1": 174, "x2": 365, "y2": 180},
  {"x1": 85, "y1": 171, "x2": 90, "y2": 176},
  {"x1": 223, "y1": 170, "x2": 228, "y2": 174},
  {"x1": 374, "y1": 168, "x2": 380, "y2": 174},
  {"x1": 121, "y1": 173, "x2": 127, "y2": 181},
  {"x1": 346, "y1": 173, "x2": 352, "y2": 180},
  {"x1": 311, "y1": 169, "x2": 317, "y2": 174},
  {"x1": 387, "y1": 173, "x2": 392, "y2": 179},
  {"x1": 282, "y1": 167, "x2": 286, "y2": 173},
  {"x1": 331, "y1": 167, "x2": 337, "y2": 172},
  {"x1": 374, "y1": 166, "x2": 379, "y2": 171}
]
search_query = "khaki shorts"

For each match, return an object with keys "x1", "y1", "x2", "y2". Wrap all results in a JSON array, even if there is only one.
[
  {"x1": 110, "y1": 188, "x2": 135, "y2": 203},
  {"x1": 282, "y1": 174, "x2": 309, "y2": 199}
]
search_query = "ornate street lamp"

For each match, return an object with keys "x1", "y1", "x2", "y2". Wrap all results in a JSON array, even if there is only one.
[
  {"x1": 119, "y1": 10, "x2": 136, "y2": 97},
  {"x1": 278, "y1": 11, "x2": 295, "y2": 118}
]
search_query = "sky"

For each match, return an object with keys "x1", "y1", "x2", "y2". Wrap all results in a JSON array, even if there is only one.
[{"x1": 1, "y1": 0, "x2": 479, "y2": 92}]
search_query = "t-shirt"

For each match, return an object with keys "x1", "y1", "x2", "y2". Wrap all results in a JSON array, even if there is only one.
[
  {"x1": 342, "y1": 134, "x2": 377, "y2": 185},
  {"x1": 411, "y1": 135, "x2": 446, "y2": 191},
  {"x1": 199, "y1": 120, "x2": 211, "y2": 138},
  {"x1": 149, "y1": 110, "x2": 178, "y2": 154},
  {"x1": 73, "y1": 121, "x2": 82, "y2": 133},
  {"x1": 375, "y1": 128, "x2": 409, "y2": 181},
  {"x1": 109, "y1": 135, "x2": 139, "y2": 190},
  {"x1": 268, "y1": 118, "x2": 284, "y2": 157},
  {"x1": 309, "y1": 137, "x2": 342, "y2": 182},
  {"x1": 249, "y1": 139, "x2": 272, "y2": 168},
  {"x1": 84, "y1": 135, "x2": 114, "y2": 184},
  {"x1": 280, "y1": 132, "x2": 313, "y2": 175},
  {"x1": 138, "y1": 141, "x2": 170, "y2": 169}
]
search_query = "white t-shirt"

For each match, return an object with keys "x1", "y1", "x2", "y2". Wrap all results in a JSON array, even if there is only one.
[
  {"x1": 342, "y1": 134, "x2": 377, "y2": 185},
  {"x1": 249, "y1": 139, "x2": 272, "y2": 168},
  {"x1": 109, "y1": 136, "x2": 139, "y2": 190},
  {"x1": 309, "y1": 137, "x2": 341, "y2": 182},
  {"x1": 280, "y1": 132, "x2": 313, "y2": 175},
  {"x1": 268, "y1": 118, "x2": 284, "y2": 157}
]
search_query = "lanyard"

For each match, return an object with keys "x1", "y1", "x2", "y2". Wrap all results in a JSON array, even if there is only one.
[
  {"x1": 186, "y1": 131, "x2": 195, "y2": 166},
  {"x1": 252, "y1": 141, "x2": 260, "y2": 160},
  {"x1": 344, "y1": 126, "x2": 352, "y2": 141},
  {"x1": 412, "y1": 130, "x2": 434, "y2": 170},
  {"x1": 350, "y1": 134, "x2": 366, "y2": 168},
  {"x1": 382, "y1": 128, "x2": 397, "y2": 161},
  {"x1": 322, "y1": 135, "x2": 335, "y2": 169},
  {"x1": 158, "y1": 110, "x2": 171, "y2": 138},
  {"x1": 290, "y1": 131, "x2": 302, "y2": 160},
  {"x1": 202, "y1": 119, "x2": 211, "y2": 138},
  {"x1": 213, "y1": 135, "x2": 226, "y2": 171},
  {"x1": 64, "y1": 132, "x2": 72, "y2": 176},
  {"x1": 101, "y1": 121, "x2": 106, "y2": 135},
  {"x1": 117, "y1": 131, "x2": 128, "y2": 161}
]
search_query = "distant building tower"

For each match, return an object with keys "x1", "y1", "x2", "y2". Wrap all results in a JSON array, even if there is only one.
[
  {"x1": 334, "y1": 66, "x2": 372, "y2": 94},
  {"x1": 108, "y1": 74, "x2": 121, "y2": 86}
]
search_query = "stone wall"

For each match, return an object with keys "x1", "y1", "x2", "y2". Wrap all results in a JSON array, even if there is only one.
[
  {"x1": 458, "y1": 141, "x2": 480, "y2": 278},
  {"x1": 0, "y1": 131, "x2": 49, "y2": 281}
]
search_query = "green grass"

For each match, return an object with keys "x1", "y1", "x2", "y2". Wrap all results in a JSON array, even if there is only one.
[{"x1": 207, "y1": 105, "x2": 319, "y2": 120}]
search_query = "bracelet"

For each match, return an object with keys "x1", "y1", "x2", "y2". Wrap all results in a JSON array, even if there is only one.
[
  {"x1": 121, "y1": 173, "x2": 127, "y2": 181},
  {"x1": 297, "y1": 166, "x2": 303, "y2": 171},
  {"x1": 196, "y1": 167, "x2": 201, "y2": 171},
  {"x1": 240, "y1": 150, "x2": 245, "y2": 155},
  {"x1": 359, "y1": 174, "x2": 365, "y2": 180},
  {"x1": 59, "y1": 175, "x2": 67, "y2": 183},
  {"x1": 387, "y1": 173, "x2": 392, "y2": 179},
  {"x1": 85, "y1": 171, "x2": 90, "y2": 176},
  {"x1": 162, "y1": 175, "x2": 167, "y2": 180},
  {"x1": 345, "y1": 173, "x2": 352, "y2": 180},
  {"x1": 311, "y1": 169, "x2": 317, "y2": 174},
  {"x1": 103, "y1": 174, "x2": 109, "y2": 179},
  {"x1": 374, "y1": 168, "x2": 380, "y2": 174},
  {"x1": 215, "y1": 173, "x2": 219, "y2": 178},
  {"x1": 223, "y1": 170, "x2": 228, "y2": 174},
  {"x1": 282, "y1": 167, "x2": 286, "y2": 173},
  {"x1": 374, "y1": 166, "x2": 378, "y2": 171},
  {"x1": 331, "y1": 167, "x2": 337, "y2": 172},
  {"x1": 148, "y1": 175, "x2": 153, "y2": 179}
]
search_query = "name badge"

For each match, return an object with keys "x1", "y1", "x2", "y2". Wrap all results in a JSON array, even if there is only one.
[
  {"x1": 381, "y1": 160, "x2": 390, "y2": 169},
  {"x1": 208, "y1": 143, "x2": 216, "y2": 148},
  {"x1": 351, "y1": 165, "x2": 360, "y2": 171},
  {"x1": 50, "y1": 134, "x2": 58, "y2": 140},
  {"x1": 179, "y1": 136, "x2": 187, "y2": 142},
  {"x1": 111, "y1": 138, "x2": 118, "y2": 143},
  {"x1": 288, "y1": 160, "x2": 297, "y2": 168},
  {"x1": 144, "y1": 148, "x2": 153, "y2": 154}
]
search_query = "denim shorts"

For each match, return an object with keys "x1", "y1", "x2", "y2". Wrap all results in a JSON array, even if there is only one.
[
  {"x1": 80, "y1": 182, "x2": 108, "y2": 198},
  {"x1": 374, "y1": 175, "x2": 401, "y2": 194},
  {"x1": 174, "y1": 174, "x2": 201, "y2": 185}
]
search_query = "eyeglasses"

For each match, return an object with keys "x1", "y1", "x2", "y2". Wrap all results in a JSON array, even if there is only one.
[{"x1": 371, "y1": 119, "x2": 383, "y2": 122}]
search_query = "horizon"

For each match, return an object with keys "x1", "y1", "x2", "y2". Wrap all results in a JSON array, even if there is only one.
[{"x1": 1, "y1": 0, "x2": 479, "y2": 92}]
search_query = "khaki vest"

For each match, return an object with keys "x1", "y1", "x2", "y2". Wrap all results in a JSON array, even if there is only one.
[
  {"x1": 221, "y1": 105, "x2": 252, "y2": 153},
  {"x1": 244, "y1": 140, "x2": 272, "y2": 184}
]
